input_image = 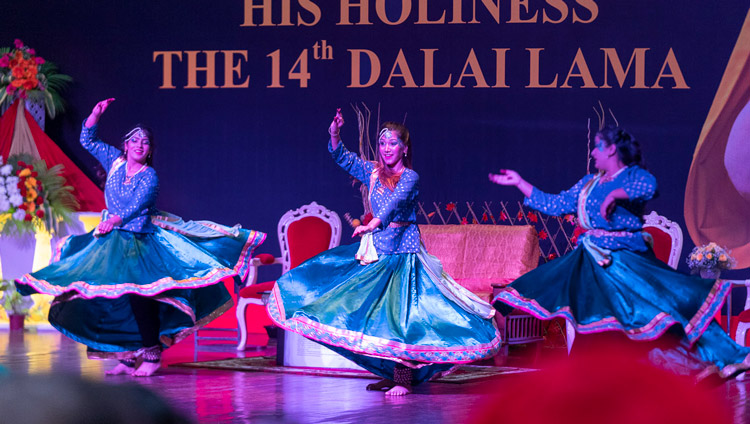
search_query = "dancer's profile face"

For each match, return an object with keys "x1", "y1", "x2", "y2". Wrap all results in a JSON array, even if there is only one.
[
  {"x1": 591, "y1": 136, "x2": 615, "y2": 171},
  {"x1": 378, "y1": 129, "x2": 406, "y2": 167}
]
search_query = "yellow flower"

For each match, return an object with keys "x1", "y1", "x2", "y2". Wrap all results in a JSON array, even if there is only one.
[{"x1": 18, "y1": 168, "x2": 31, "y2": 177}]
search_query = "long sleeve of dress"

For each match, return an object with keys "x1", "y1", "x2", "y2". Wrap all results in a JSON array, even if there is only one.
[
  {"x1": 329, "y1": 139, "x2": 375, "y2": 187},
  {"x1": 621, "y1": 167, "x2": 658, "y2": 201},
  {"x1": 79, "y1": 122, "x2": 121, "y2": 171},
  {"x1": 373, "y1": 171, "x2": 419, "y2": 227},
  {"x1": 524, "y1": 175, "x2": 593, "y2": 217}
]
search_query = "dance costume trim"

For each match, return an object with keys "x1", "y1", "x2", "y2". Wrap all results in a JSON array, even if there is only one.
[
  {"x1": 495, "y1": 278, "x2": 730, "y2": 346},
  {"x1": 267, "y1": 284, "x2": 501, "y2": 364},
  {"x1": 17, "y1": 267, "x2": 237, "y2": 299}
]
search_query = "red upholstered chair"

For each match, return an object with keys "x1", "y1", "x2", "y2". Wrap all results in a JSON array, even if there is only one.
[
  {"x1": 642, "y1": 211, "x2": 683, "y2": 269},
  {"x1": 565, "y1": 211, "x2": 683, "y2": 354},
  {"x1": 235, "y1": 202, "x2": 342, "y2": 350},
  {"x1": 731, "y1": 280, "x2": 750, "y2": 348}
]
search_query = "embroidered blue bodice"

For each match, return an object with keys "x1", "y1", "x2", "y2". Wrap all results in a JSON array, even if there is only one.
[
  {"x1": 80, "y1": 122, "x2": 158, "y2": 233},
  {"x1": 329, "y1": 140, "x2": 420, "y2": 254},
  {"x1": 524, "y1": 165, "x2": 658, "y2": 251}
]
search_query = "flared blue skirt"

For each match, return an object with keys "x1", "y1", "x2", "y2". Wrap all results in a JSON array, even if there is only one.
[
  {"x1": 15, "y1": 222, "x2": 265, "y2": 359},
  {"x1": 493, "y1": 246, "x2": 750, "y2": 378},
  {"x1": 267, "y1": 243, "x2": 502, "y2": 385}
]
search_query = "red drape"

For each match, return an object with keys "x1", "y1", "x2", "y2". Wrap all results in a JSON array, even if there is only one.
[{"x1": 0, "y1": 100, "x2": 105, "y2": 212}]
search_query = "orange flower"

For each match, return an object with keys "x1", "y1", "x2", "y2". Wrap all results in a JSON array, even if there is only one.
[
  {"x1": 719, "y1": 254, "x2": 727, "y2": 262},
  {"x1": 696, "y1": 253, "x2": 703, "y2": 261},
  {"x1": 706, "y1": 253, "x2": 713, "y2": 260}
]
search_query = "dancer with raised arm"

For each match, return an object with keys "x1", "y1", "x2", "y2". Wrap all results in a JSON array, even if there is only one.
[
  {"x1": 16, "y1": 98, "x2": 265, "y2": 377},
  {"x1": 490, "y1": 127, "x2": 750, "y2": 382},
  {"x1": 267, "y1": 109, "x2": 501, "y2": 395}
]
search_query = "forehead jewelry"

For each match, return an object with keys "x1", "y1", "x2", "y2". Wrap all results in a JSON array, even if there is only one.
[
  {"x1": 124, "y1": 127, "x2": 148, "y2": 143},
  {"x1": 379, "y1": 128, "x2": 403, "y2": 144}
]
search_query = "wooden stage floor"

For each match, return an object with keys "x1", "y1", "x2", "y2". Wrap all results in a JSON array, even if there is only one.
[{"x1": 1, "y1": 330, "x2": 750, "y2": 423}]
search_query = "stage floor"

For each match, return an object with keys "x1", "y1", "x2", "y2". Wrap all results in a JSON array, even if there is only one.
[{"x1": 1, "y1": 330, "x2": 749, "y2": 423}]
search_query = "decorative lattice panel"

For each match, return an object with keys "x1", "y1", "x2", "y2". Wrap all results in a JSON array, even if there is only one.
[
  {"x1": 24, "y1": 99, "x2": 45, "y2": 130},
  {"x1": 416, "y1": 201, "x2": 582, "y2": 263},
  {"x1": 0, "y1": 98, "x2": 45, "y2": 130}
]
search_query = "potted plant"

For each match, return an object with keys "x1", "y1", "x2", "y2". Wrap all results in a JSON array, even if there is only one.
[
  {"x1": 0, "y1": 153, "x2": 77, "y2": 237},
  {"x1": 686, "y1": 242, "x2": 736, "y2": 280},
  {"x1": 0, "y1": 38, "x2": 71, "y2": 119},
  {"x1": 1, "y1": 279, "x2": 34, "y2": 330}
]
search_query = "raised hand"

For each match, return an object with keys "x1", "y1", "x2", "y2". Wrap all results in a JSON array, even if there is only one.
[
  {"x1": 329, "y1": 108, "x2": 344, "y2": 135},
  {"x1": 488, "y1": 169, "x2": 521, "y2": 186},
  {"x1": 85, "y1": 98, "x2": 115, "y2": 127}
]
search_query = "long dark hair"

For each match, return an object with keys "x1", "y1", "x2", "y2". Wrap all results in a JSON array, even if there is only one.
[
  {"x1": 596, "y1": 126, "x2": 643, "y2": 168},
  {"x1": 376, "y1": 121, "x2": 412, "y2": 189}
]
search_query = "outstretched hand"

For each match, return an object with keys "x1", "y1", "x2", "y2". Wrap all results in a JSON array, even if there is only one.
[{"x1": 488, "y1": 169, "x2": 521, "y2": 186}]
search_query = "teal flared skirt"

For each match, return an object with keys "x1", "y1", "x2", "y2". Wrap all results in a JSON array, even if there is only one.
[
  {"x1": 267, "y1": 243, "x2": 502, "y2": 385},
  {"x1": 16, "y1": 223, "x2": 265, "y2": 359},
  {"x1": 493, "y1": 246, "x2": 750, "y2": 378}
]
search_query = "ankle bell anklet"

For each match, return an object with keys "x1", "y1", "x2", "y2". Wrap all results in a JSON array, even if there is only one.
[
  {"x1": 137, "y1": 346, "x2": 162, "y2": 363},
  {"x1": 120, "y1": 358, "x2": 136, "y2": 368}
]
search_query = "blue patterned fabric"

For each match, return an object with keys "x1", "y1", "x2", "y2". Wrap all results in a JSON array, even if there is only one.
[
  {"x1": 329, "y1": 140, "x2": 420, "y2": 254},
  {"x1": 14, "y1": 123, "x2": 266, "y2": 358},
  {"x1": 268, "y1": 141, "x2": 501, "y2": 384},
  {"x1": 525, "y1": 166, "x2": 657, "y2": 251},
  {"x1": 496, "y1": 167, "x2": 750, "y2": 379},
  {"x1": 80, "y1": 122, "x2": 157, "y2": 233},
  {"x1": 268, "y1": 244, "x2": 501, "y2": 384}
]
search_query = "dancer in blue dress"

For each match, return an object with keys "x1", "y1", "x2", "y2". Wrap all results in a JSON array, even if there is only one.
[
  {"x1": 15, "y1": 98, "x2": 265, "y2": 376},
  {"x1": 490, "y1": 127, "x2": 750, "y2": 381},
  {"x1": 267, "y1": 109, "x2": 501, "y2": 395}
]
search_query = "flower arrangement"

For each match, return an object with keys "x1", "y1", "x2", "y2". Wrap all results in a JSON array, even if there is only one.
[
  {"x1": 0, "y1": 279, "x2": 34, "y2": 316},
  {"x1": 0, "y1": 154, "x2": 77, "y2": 236},
  {"x1": 0, "y1": 39, "x2": 71, "y2": 118},
  {"x1": 686, "y1": 242, "x2": 736, "y2": 274}
]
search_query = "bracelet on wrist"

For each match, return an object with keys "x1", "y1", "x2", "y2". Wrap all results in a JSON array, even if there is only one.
[{"x1": 328, "y1": 128, "x2": 340, "y2": 137}]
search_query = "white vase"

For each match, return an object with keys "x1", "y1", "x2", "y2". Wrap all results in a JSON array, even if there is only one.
[{"x1": 0, "y1": 234, "x2": 37, "y2": 280}]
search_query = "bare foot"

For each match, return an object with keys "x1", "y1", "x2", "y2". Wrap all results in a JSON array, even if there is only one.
[
  {"x1": 133, "y1": 361, "x2": 161, "y2": 377},
  {"x1": 105, "y1": 362, "x2": 134, "y2": 376},
  {"x1": 385, "y1": 385, "x2": 411, "y2": 396},
  {"x1": 366, "y1": 379, "x2": 396, "y2": 391}
]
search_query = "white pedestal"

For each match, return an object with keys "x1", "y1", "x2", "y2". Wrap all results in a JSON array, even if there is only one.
[{"x1": 281, "y1": 330, "x2": 364, "y2": 370}]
